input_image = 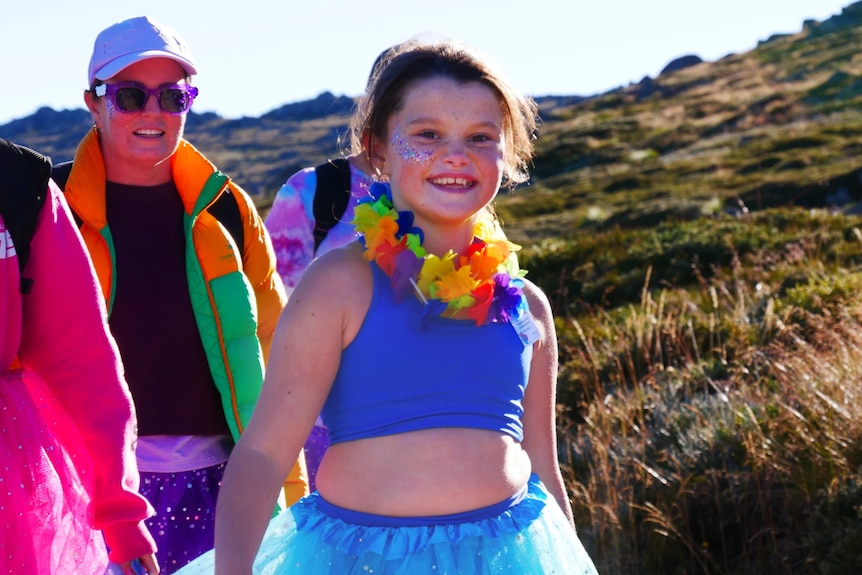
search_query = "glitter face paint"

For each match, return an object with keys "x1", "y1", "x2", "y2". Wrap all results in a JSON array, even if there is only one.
[
  {"x1": 391, "y1": 127, "x2": 432, "y2": 166},
  {"x1": 105, "y1": 98, "x2": 116, "y2": 119}
]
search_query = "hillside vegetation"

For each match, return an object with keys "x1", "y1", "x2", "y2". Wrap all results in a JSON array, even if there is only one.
[
  {"x1": 4, "y1": 4, "x2": 862, "y2": 573},
  {"x1": 506, "y1": 4, "x2": 862, "y2": 573}
]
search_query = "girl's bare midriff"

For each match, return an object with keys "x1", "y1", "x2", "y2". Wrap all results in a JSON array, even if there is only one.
[{"x1": 315, "y1": 427, "x2": 532, "y2": 516}]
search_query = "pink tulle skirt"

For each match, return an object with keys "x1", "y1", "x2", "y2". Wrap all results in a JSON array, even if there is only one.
[{"x1": 0, "y1": 368, "x2": 109, "y2": 574}]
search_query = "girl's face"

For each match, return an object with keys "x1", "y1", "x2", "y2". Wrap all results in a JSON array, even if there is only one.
[
  {"x1": 85, "y1": 58, "x2": 189, "y2": 184},
  {"x1": 378, "y1": 76, "x2": 506, "y2": 232}
]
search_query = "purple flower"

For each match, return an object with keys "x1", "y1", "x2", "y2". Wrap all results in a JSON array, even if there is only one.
[
  {"x1": 390, "y1": 249, "x2": 424, "y2": 303},
  {"x1": 488, "y1": 274, "x2": 526, "y2": 323}
]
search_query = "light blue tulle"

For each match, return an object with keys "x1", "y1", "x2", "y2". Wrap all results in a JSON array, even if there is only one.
[{"x1": 175, "y1": 475, "x2": 598, "y2": 574}]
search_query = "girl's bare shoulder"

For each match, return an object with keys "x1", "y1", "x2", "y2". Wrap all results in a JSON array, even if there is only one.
[
  {"x1": 303, "y1": 242, "x2": 368, "y2": 281},
  {"x1": 521, "y1": 278, "x2": 552, "y2": 318},
  {"x1": 288, "y1": 241, "x2": 372, "y2": 310}
]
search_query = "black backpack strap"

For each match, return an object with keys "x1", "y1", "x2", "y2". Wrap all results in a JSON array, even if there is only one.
[
  {"x1": 51, "y1": 160, "x2": 73, "y2": 191},
  {"x1": 207, "y1": 187, "x2": 245, "y2": 253},
  {"x1": 50, "y1": 160, "x2": 84, "y2": 228},
  {"x1": 0, "y1": 138, "x2": 51, "y2": 293},
  {"x1": 312, "y1": 158, "x2": 352, "y2": 252}
]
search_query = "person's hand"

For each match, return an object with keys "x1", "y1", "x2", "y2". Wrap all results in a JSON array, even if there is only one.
[{"x1": 118, "y1": 554, "x2": 160, "y2": 574}]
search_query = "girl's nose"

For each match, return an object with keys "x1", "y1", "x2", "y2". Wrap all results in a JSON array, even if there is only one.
[{"x1": 441, "y1": 139, "x2": 468, "y2": 166}]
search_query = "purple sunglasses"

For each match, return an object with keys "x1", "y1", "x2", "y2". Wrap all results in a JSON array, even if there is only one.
[{"x1": 93, "y1": 82, "x2": 199, "y2": 115}]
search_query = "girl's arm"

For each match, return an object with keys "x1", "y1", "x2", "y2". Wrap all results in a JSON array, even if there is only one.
[
  {"x1": 519, "y1": 279, "x2": 576, "y2": 528},
  {"x1": 213, "y1": 246, "x2": 371, "y2": 574}
]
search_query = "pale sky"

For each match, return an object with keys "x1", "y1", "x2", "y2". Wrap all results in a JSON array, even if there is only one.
[{"x1": 0, "y1": 0, "x2": 851, "y2": 126}]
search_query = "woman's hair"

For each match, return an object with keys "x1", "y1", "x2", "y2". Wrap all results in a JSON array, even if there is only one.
[{"x1": 349, "y1": 37, "x2": 540, "y2": 188}]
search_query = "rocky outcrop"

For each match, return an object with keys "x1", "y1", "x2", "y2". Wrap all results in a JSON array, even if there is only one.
[
  {"x1": 660, "y1": 54, "x2": 703, "y2": 75},
  {"x1": 261, "y1": 92, "x2": 354, "y2": 122},
  {"x1": 806, "y1": 0, "x2": 862, "y2": 37}
]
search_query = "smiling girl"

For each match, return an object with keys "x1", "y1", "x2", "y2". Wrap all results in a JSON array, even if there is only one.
[{"x1": 178, "y1": 37, "x2": 599, "y2": 575}]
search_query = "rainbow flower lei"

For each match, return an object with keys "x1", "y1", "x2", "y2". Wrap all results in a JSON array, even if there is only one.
[{"x1": 352, "y1": 182, "x2": 528, "y2": 326}]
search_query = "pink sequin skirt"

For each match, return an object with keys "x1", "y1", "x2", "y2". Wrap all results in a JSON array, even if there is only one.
[{"x1": 0, "y1": 369, "x2": 109, "y2": 574}]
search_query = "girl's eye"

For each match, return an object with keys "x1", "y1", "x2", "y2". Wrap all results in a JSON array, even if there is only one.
[
  {"x1": 470, "y1": 133, "x2": 499, "y2": 144},
  {"x1": 416, "y1": 130, "x2": 439, "y2": 140}
]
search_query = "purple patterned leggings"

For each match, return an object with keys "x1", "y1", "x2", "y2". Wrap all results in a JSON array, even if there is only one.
[
  {"x1": 138, "y1": 462, "x2": 226, "y2": 574},
  {"x1": 303, "y1": 425, "x2": 331, "y2": 492}
]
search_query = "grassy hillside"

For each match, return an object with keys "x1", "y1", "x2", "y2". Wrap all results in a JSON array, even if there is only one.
[
  {"x1": 499, "y1": 4, "x2": 862, "y2": 573},
  {"x1": 504, "y1": 24, "x2": 862, "y2": 241}
]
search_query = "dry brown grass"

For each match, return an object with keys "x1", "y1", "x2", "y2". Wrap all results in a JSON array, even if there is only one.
[{"x1": 556, "y1": 263, "x2": 862, "y2": 574}]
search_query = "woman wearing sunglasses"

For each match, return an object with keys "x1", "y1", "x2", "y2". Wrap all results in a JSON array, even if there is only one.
[{"x1": 60, "y1": 15, "x2": 309, "y2": 574}]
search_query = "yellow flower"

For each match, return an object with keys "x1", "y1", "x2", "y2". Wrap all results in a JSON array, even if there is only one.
[{"x1": 417, "y1": 252, "x2": 456, "y2": 294}]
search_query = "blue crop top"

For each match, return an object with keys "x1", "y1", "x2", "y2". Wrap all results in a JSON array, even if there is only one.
[{"x1": 321, "y1": 261, "x2": 533, "y2": 445}]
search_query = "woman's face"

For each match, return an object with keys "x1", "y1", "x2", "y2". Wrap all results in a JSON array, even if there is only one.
[
  {"x1": 378, "y1": 76, "x2": 506, "y2": 233},
  {"x1": 85, "y1": 58, "x2": 191, "y2": 185}
]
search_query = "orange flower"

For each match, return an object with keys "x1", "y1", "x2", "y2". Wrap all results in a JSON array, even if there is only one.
[{"x1": 465, "y1": 241, "x2": 509, "y2": 280}]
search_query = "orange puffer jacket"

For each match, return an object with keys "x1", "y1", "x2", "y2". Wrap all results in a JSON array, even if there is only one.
[{"x1": 63, "y1": 128, "x2": 307, "y2": 504}]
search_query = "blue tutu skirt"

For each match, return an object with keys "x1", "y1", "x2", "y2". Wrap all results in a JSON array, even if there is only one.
[{"x1": 176, "y1": 474, "x2": 598, "y2": 574}]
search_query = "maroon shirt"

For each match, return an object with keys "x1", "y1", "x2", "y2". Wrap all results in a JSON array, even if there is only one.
[{"x1": 106, "y1": 180, "x2": 229, "y2": 436}]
